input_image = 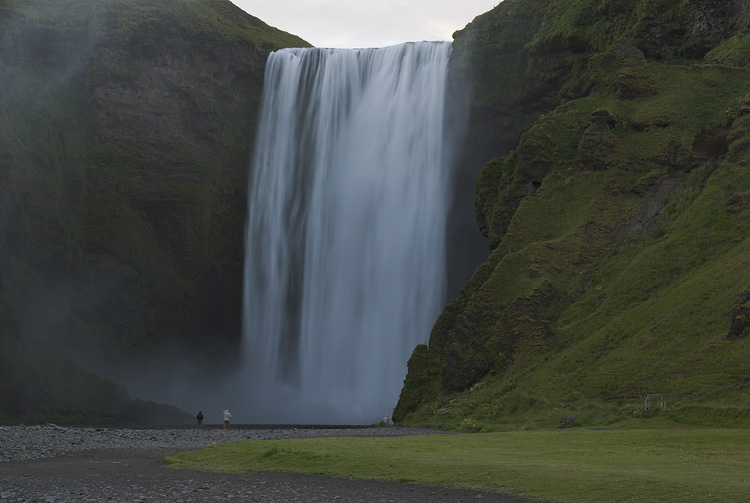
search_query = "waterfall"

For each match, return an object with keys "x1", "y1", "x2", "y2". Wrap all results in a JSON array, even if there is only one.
[{"x1": 242, "y1": 42, "x2": 455, "y2": 424}]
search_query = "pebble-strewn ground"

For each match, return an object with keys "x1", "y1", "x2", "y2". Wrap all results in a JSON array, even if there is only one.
[
  {"x1": 0, "y1": 425, "x2": 543, "y2": 503},
  {"x1": 0, "y1": 424, "x2": 447, "y2": 463}
]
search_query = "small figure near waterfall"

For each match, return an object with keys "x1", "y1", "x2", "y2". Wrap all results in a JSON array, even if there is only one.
[
  {"x1": 196, "y1": 410, "x2": 203, "y2": 426},
  {"x1": 223, "y1": 409, "x2": 232, "y2": 428}
]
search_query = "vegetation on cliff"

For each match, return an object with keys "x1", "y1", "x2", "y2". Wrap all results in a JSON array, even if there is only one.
[
  {"x1": 0, "y1": 0, "x2": 308, "y2": 423},
  {"x1": 395, "y1": 0, "x2": 750, "y2": 429},
  {"x1": 4, "y1": 0, "x2": 750, "y2": 429}
]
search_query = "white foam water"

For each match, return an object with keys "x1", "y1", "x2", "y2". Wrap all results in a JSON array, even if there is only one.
[{"x1": 242, "y1": 42, "x2": 455, "y2": 424}]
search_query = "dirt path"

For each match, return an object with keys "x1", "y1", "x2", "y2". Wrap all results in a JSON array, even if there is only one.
[{"x1": 1, "y1": 447, "x2": 547, "y2": 502}]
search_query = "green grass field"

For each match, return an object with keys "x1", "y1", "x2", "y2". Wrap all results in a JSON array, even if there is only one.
[{"x1": 165, "y1": 428, "x2": 750, "y2": 502}]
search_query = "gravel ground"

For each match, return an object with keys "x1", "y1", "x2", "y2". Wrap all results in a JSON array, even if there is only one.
[
  {"x1": 0, "y1": 425, "x2": 547, "y2": 503},
  {"x1": 0, "y1": 424, "x2": 450, "y2": 463}
]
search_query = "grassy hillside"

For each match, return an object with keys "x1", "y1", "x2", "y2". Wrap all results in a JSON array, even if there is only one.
[
  {"x1": 395, "y1": 0, "x2": 750, "y2": 429},
  {"x1": 0, "y1": 0, "x2": 308, "y2": 423}
]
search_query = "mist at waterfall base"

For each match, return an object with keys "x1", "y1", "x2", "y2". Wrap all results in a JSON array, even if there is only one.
[{"x1": 236, "y1": 41, "x2": 464, "y2": 425}]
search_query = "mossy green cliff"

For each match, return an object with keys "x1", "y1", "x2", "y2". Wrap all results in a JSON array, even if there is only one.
[
  {"x1": 395, "y1": 0, "x2": 750, "y2": 428},
  {"x1": 4, "y1": 0, "x2": 750, "y2": 428},
  {"x1": 0, "y1": 0, "x2": 308, "y2": 423}
]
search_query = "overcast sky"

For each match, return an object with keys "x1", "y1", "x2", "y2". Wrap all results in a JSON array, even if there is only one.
[{"x1": 233, "y1": 0, "x2": 501, "y2": 48}]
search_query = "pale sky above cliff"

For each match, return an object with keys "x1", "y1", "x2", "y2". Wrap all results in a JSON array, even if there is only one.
[{"x1": 233, "y1": 0, "x2": 501, "y2": 48}]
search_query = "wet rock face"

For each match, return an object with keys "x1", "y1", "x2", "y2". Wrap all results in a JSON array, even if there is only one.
[
  {"x1": 687, "y1": 0, "x2": 750, "y2": 58},
  {"x1": 727, "y1": 289, "x2": 750, "y2": 340},
  {"x1": 634, "y1": 0, "x2": 750, "y2": 59},
  {"x1": 1, "y1": 1, "x2": 308, "y2": 355},
  {"x1": 517, "y1": 132, "x2": 554, "y2": 183},
  {"x1": 576, "y1": 110, "x2": 625, "y2": 172},
  {"x1": 693, "y1": 126, "x2": 730, "y2": 164},
  {"x1": 85, "y1": 13, "x2": 266, "y2": 327},
  {"x1": 441, "y1": 313, "x2": 492, "y2": 392},
  {"x1": 90, "y1": 20, "x2": 265, "y2": 174},
  {"x1": 726, "y1": 193, "x2": 750, "y2": 214}
]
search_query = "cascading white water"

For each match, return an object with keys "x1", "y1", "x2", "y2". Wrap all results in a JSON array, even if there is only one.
[{"x1": 242, "y1": 42, "x2": 455, "y2": 424}]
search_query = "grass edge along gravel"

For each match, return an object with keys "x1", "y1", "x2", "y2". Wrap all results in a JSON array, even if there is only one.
[{"x1": 164, "y1": 428, "x2": 750, "y2": 503}]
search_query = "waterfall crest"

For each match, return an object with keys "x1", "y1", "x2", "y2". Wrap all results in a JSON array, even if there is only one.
[{"x1": 243, "y1": 42, "x2": 455, "y2": 424}]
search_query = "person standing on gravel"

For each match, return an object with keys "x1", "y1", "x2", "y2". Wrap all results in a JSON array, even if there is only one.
[
  {"x1": 196, "y1": 411, "x2": 204, "y2": 426},
  {"x1": 223, "y1": 409, "x2": 232, "y2": 428}
]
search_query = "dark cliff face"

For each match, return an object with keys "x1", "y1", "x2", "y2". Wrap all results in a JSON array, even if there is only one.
[
  {"x1": 395, "y1": 0, "x2": 750, "y2": 427},
  {"x1": 0, "y1": 0, "x2": 308, "y2": 422}
]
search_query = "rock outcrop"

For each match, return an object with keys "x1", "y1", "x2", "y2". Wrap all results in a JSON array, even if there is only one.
[{"x1": 727, "y1": 289, "x2": 750, "y2": 340}]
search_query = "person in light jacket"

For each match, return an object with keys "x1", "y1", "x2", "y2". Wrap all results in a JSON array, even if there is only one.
[{"x1": 223, "y1": 409, "x2": 232, "y2": 428}]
